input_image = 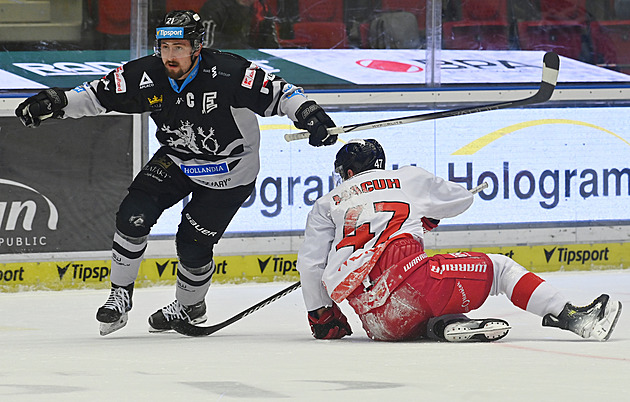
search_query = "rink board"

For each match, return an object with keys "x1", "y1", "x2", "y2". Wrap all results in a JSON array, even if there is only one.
[{"x1": 1, "y1": 242, "x2": 628, "y2": 292}]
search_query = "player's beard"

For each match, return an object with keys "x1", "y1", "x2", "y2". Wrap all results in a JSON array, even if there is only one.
[{"x1": 164, "y1": 60, "x2": 188, "y2": 80}]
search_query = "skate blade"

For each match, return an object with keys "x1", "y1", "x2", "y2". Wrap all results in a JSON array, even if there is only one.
[
  {"x1": 99, "y1": 313, "x2": 128, "y2": 336},
  {"x1": 148, "y1": 314, "x2": 208, "y2": 333},
  {"x1": 445, "y1": 322, "x2": 511, "y2": 342},
  {"x1": 592, "y1": 301, "x2": 622, "y2": 341}
]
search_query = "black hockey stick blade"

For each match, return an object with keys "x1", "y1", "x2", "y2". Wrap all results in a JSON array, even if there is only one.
[
  {"x1": 171, "y1": 281, "x2": 302, "y2": 337},
  {"x1": 284, "y1": 51, "x2": 560, "y2": 142}
]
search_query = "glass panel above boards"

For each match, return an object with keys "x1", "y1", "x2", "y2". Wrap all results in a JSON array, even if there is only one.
[{"x1": 1, "y1": 1, "x2": 629, "y2": 89}]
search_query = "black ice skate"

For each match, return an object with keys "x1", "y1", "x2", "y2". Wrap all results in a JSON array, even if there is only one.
[
  {"x1": 96, "y1": 283, "x2": 134, "y2": 336},
  {"x1": 148, "y1": 300, "x2": 207, "y2": 332},
  {"x1": 542, "y1": 294, "x2": 622, "y2": 341}
]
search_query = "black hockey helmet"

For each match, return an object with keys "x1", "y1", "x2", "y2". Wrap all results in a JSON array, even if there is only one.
[
  {"x1": 155, "y1": 10, "x2": 205, "y2": 55},
  {"x1": 334, "y1": 139, "x2": 386, "y2": 181}
]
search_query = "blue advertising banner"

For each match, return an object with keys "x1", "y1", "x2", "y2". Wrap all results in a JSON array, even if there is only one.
[{"x1": 148, "y1": 106, "x2": 630, "y2": 235}]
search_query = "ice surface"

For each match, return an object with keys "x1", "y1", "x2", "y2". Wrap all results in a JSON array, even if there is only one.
[{"x1": 1, "y1": 270, "x2": 628, "y2": 401}]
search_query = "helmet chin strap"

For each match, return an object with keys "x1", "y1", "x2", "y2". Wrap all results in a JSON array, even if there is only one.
[
  {"x1": 183, "y1": 55, "x2": 197, "y2": 76},
  {"x1": 184, "y1": 44, "x2": 201, "y2": 76}
]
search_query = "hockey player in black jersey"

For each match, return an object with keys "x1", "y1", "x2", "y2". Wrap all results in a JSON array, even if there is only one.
[{"x1": 15, "y1": 10, "x2": 337, "y2": 336}]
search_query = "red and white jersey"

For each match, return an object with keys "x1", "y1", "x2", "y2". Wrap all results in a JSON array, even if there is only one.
[{"x1": 296, "y1": 166, "x2": 474, "y2": 311}]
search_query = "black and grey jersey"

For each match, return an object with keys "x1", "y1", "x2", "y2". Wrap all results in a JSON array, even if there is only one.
[{"x1": 63, "y1": 48, "x2": 308, "y2": 189}]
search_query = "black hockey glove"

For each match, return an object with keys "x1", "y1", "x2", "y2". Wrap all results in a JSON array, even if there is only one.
[
  {"x1": 295, "y1": 100, "x2": 337, "y2": 147},
  {"x1": 15, "y1": 88, "x2": 68, "y2": 128}
]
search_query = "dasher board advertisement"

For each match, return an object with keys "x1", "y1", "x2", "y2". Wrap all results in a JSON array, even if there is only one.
[
  {"x1": 0, "y1": 116, "x2": 133, "y2": 254},
  {"x1": 148, "y1": 105, "x2": 630, "y2": 235},
  {"x1": 0, "y1": 50, "x2": 627, "y2": 91}
]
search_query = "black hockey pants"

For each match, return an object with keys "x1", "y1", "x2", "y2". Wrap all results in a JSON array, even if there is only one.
[{"x1": 115, "y1": 148, "x2": 255, "y2": 268}]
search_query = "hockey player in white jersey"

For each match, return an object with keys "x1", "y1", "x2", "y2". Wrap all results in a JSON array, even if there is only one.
[{"x1": 296, "y1": 139, "x2": 622, "y2": 342}]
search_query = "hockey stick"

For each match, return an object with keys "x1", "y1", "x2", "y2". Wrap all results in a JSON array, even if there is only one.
[
  {"x1": 470, "y1": 181, "x2": 488, "y2": 195},
  {"x1": 423, "y1": 182, "x2": 488, "y2": 233},
  {"x1": 284, "y1": 52, "x2": 559, "y2": 143},
  {"x1": 171, "y1": 281, "x2": 302, "y2": 337}
]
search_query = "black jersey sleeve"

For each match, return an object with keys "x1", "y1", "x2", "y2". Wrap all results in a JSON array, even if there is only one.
[
  {"x1": 219, "y1": 52, "x2": 308, "y2": 120},
  {"x1": 93, "y1": 57, "x2": 156, "y2": 114}
]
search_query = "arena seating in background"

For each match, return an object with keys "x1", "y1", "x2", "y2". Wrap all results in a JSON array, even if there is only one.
[
  {"x1": 81, "y1": 0, "x2": 630, "y2": 61},
  {"x1": 358, "y1": 0, "x2": 425, "y2": 48},
  {"x1": 293, "y1": 21, "x2": 349, "y2": 48},
  {"x1": 517, "y1": 0, "x2": 589, "y2": 60},
  {"x1": 380, "y1": 0, "x2": 426, "y2": 30},
  {"x1": 91, "y1": 0, "x2": 131, "y2": 37},
  {"x1": 165, "y1": 0, "x2": 207, "y2": 12},
  {"x1": 540, "y1": 0, "x2": 588, "y2": 22},
  {"x1": 282, "y1": 0, "x2": 348, "y2": 48},
  {"x1": 443, "y1": 0, "x2": 510, "y2": 50},
  {"x1": 517, "y1": 20, "x2": 585, "y2": 60},
  {"x1": 298, "y1": 0, "x2": 343, "y2": 22},
  {"x1": 266, "y1": 0, "x2": 278, "y2": 14},
  {"x1": 590, "y1": 20, "x2": 630, "y2": 74}
]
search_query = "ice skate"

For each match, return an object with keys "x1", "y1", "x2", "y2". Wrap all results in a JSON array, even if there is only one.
[
  {"x1": 148, "y1": 300, "x2": 207, "y2": 332},
  {"x1": 96, "y1": 284, "x2": 134, "y2": 336},
  {"x1": 443, "y1": 318, "x2": 511, "y2": 342},
  {"x1": 542, "y1": 294, "x2": 622, "y2": 341}
]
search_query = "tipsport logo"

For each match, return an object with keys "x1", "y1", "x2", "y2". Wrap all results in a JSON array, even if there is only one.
[
  {"x1": 0, "y1": 267, "x2": 24, "y2": 283},
  {"x1": 154, "y1": 260, "x2": 228, "y2": 277},
  {"x1": 57, "y1": 263, "x2": 109, "y2": 282},
  {"x1": 257, "y1": 256, "x2": 297, "y2": 275},
  {"x1": 543, "y1": 246, "x2": 610, "y2": 265},
  {"x1": 156, "y1": 27, "x2": 184, "y2": 39}
]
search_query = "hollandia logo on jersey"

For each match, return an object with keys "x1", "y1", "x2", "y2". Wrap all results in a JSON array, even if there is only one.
[
  {"x1": 156, "y1": 27, "x2": 184, "y2": 39},
  {"x1": 181, "y1": 162, "x2": 229, "y2": 176}
]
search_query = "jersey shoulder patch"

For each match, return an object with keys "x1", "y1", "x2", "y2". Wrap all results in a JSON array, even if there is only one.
[{"x1": 120, "y1": 56, "x2": 165, "y2": 92}]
